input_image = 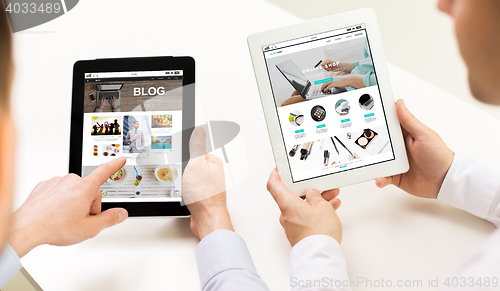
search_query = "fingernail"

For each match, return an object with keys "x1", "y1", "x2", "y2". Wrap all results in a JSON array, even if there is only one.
[
  {"x1": 307, "y1": 188, "x2": 320, "y2": 194},
  {"x1": 118, "y1": 210, "x2": 127, "y2": 222}
]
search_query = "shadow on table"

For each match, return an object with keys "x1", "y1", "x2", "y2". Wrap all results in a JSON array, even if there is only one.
[
  {"x1": 156, "y1": 217, "x2": 195, "y2": 239},
  {"x1": 81, "y1": 218, "x2": 198, "y2": 248}
]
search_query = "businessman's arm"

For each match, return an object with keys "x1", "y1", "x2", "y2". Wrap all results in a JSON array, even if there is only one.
[
  {"x1": 0, "y1": 243, "x2": 21, "y2": 287},
  {"x1": 376, "y1": 100, "x2": 500, "y2": 288},
  {"x1": 438, "y1": 156, "x2": 500, "y2": 290},
  {"x1": 0, "y1": 158, "x2": 129, "y2": 288},
  {"x1": 8, "y1": 158, "x2": 129, "y2": 258},
  {"x1": 376, "y1": 100, "x2": 500, "y2": 225},
  {"x1": 183, "y1": 128, "x2": 269, "y2": 291},
  {"x1": 437, "y1": 153, "x2": 500, "y2": 226},
  {"x1": 124, "y1": 132, "x2": 131, "y2": 144},
  {"x1": 290, "y1": 236, "x2": 351, "y2": 291},
  {"x1": 196, "y1": 230, "x2": 270, "y2": 291},
  {"x1": 437, "y1": 154, "x2": 500, "y2": 290},
  {"x1": 267, "y1": 170, "x2": 350, "y2": 291}
]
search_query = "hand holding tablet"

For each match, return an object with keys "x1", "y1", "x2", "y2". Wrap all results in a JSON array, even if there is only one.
[
  {"x1": 182, "y1": 127, "x2": 234, "y2": 239},
  {"x1": 375, "y1": 99, "x2": 454, "y2": 199},
  {"x1": 248, "y1": 8, "x2": 409, "y2": 195},
  {"x1": 266, "y1": 169, "x2": 342, "y2": 246}
]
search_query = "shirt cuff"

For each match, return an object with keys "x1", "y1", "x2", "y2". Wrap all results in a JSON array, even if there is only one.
[
  {"x1": 438, "y1": 153, "x2": 500, "y2": 226},
  {"x1": 290, "y1": 235, "x2": 351, "y2": 291},
  {"x1": 0, "y1": 243, "x2": 22, "y2": 288},
  {"x1": 196, "y1": 229, "x2": 258, "y2": 289}
]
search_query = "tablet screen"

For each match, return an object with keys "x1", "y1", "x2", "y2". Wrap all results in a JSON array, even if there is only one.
[
  {"x1": 81, "y1": 70, "x2": 183, "y2": 201},
  {"x1": 263, "y1": 24, "x2": 395, "y2": 182}
]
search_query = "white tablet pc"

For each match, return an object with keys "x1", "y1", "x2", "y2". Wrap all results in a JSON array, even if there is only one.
[{"x1": 248, "y1": 8, "x2": 408, "y2": 194}]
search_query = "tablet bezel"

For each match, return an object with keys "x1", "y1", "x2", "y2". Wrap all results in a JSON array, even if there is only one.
[
  {"x1": 70, "y1": 56, "x2": 194, "y2": 217},
  {"x1": 248, "y1": 8, "x2": 409, "y2": 195}
]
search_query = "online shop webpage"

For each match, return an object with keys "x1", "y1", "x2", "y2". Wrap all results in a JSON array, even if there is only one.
[
  {"x1": 263, "y1": 24, "x2": 395, "y2": 182},
  {"x1": 81, "y1": 70, "x2": 183, "y2": 202}
]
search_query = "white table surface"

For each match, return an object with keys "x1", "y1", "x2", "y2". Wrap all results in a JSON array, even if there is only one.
[{"x1": 10, "y1": 0, "x2": 498, "y2": 290}]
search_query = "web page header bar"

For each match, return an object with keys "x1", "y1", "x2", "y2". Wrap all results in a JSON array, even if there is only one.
[{"x1": 84, "y1": 70, "x2": 183, "y2": 79}]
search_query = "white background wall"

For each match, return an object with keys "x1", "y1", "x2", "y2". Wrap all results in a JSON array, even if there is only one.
[{"x1": 265, "y1": 0, "x2": 500, "y2": 119}]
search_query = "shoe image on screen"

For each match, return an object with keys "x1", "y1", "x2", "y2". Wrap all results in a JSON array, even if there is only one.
[{"x1": 335, "y1": 99, "x2": 350, "y2": 116}]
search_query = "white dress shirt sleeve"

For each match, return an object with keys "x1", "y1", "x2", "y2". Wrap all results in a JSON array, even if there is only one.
[
  {"x1": 290, "y1": 235, "x2": 351, "y2": 291},
  {"x1": 0, "y1": 243, "x2": 22, "y2": 288},
  {"x1": 438, "y1": 153, "x2": 500, "y2": 226},
  {"x1": 195, "y1": 229, "x2": 269, "y2": 291},
  {"x1": 438, "y1": 153, "x2": 500, "y2": 290}
]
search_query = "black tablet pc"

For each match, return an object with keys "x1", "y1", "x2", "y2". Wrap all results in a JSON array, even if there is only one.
[{"x1": 70, "y1": 56, "x2": 194, "y2": 217}]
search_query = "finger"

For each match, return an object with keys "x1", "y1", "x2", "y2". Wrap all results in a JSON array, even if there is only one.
[
  {"x1": 330, "y1": 198, "x2": 341, "y2": 211},
  {"x1": 87, "y1": 208, "x2": 128, "y2": 234},
  {"x1": 305, "y1": 188, "x2": 324, "y2": 206},
  {"x1": 267, "y1": 168, "x2": 301, "y2": 208},
  {"x1": 85, "y1": 157, "x2": 127, "y2": 188},
  {"x1": 400, "y1": 125, "x2": 410, "y2": 142},
  {"x1": 321, "y1": 82, "x2": 331, "y2": 90},
  {"x1": 89, "y1": 192, "x2": 102, "y2": 215},
  {"x1": 375, "y1": 176, "x2": 394, "y2": 188},
  {"x1": 324, "y1": 82, "x2": 337, "y2": 91},
  {"x1": 395, "y1": 99, "x2": 428, "y2": 141},
  {"x1": 321, "y1": 60, "x2": 332, "y2": 70},
  {"x1": 189, "y1": 127, "x2": 207, "y2": 159},
  {"x1": 321, "y1": 188, "x2": 340, "y2": 201}
]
